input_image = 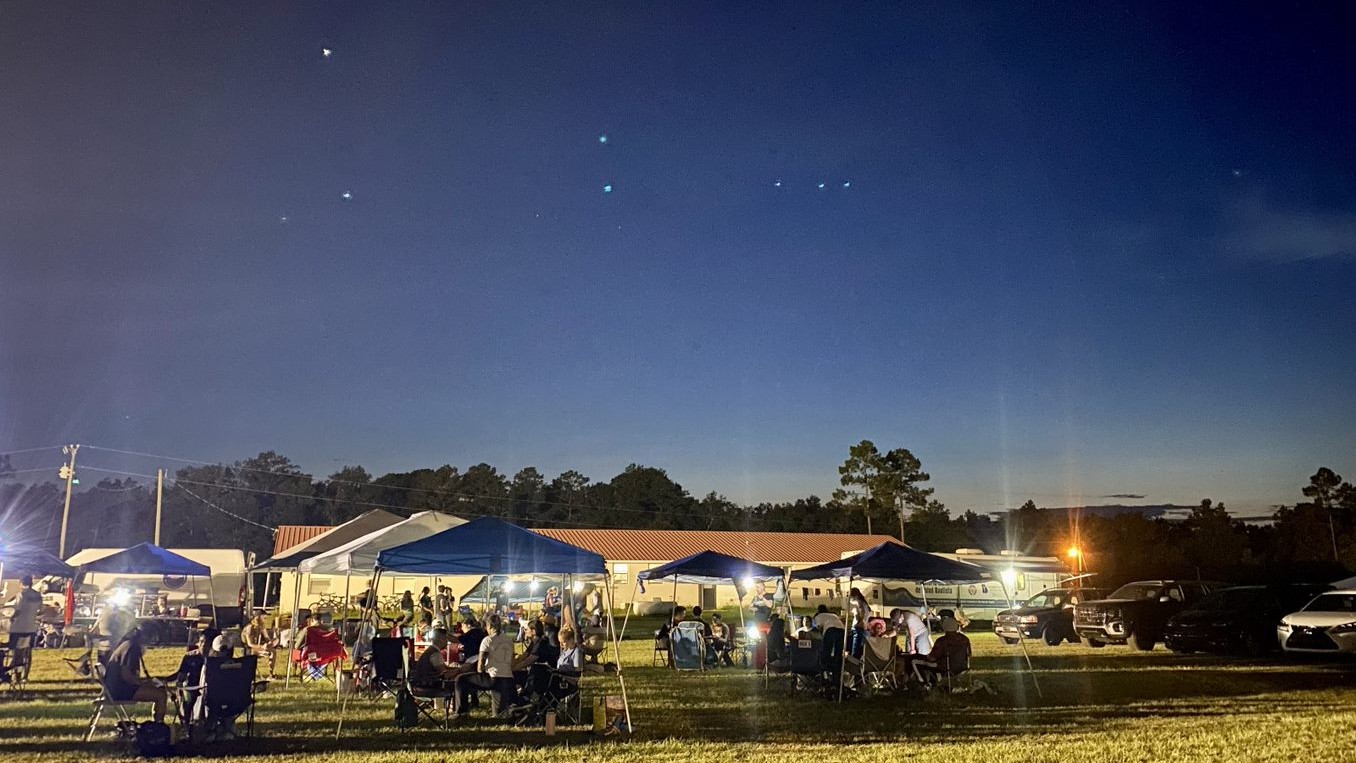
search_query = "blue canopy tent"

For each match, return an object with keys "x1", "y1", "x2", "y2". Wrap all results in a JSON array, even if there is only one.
[
  {"x1": 0, "y1": 547, "x2": 77, "y2": 579},
  {"x1": 334, "y1": 517, "x2": 629, "y2": 735},
  {"x1": 76, "y1": 543, "x2": 216, "y2": 626},
  {"x1": 632, "y1": 550, "x2": 788, "y2": 677},
  {"x1": 790, "y1": 542, "x2": 1036, "y2": 700},
  {"x1": 788, "y1": 542, "x2": 989, "y2": 585},
  {"x1": 376, "y1": 516, "x2": 606, "y2": 576}
]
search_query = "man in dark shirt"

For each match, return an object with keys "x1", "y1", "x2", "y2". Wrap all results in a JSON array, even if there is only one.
[
  {"x1": 103, "y1": 624, "x2": 168, "y2": 722},
  {"x1": 458, "y1": 618, "x2": 487, "y2": 663}
]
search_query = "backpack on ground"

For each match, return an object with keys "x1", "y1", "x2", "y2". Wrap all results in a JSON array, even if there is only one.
[
  {"x1": 134, "y1": 720, "x2": 173, "y2": 758},
  {"x1": 394, "y1": 689, "x2": 420, "y2": 729}
]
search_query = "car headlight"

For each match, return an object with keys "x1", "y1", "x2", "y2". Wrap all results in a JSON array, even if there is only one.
[
  {"x1": 1277, "y1": 621, "x2": 1291, "y2": 632},
  {"x1": 1018, "y1": 615, "x2": 1039, "y2": 624},
  {"x1": 1329, "y1": 621, "x2": 1356, "y2": 634}
]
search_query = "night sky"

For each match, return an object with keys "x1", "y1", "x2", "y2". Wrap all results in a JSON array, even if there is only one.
[{"x1": 3, "y1": 2, "x2": 1354, "y2": 514}]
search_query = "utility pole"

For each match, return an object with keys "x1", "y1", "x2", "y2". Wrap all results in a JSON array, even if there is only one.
[
  {"x1": 154, "y1": 468, "x2": 165, "y2": 545},
  {"x1": 57, "y1": 444, "x2": 80, "y2": 559}
]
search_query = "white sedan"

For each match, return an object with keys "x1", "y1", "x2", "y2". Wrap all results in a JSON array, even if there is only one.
[{"x1": 1278, "y1": 590, "x2": 1356, "y2": 654}]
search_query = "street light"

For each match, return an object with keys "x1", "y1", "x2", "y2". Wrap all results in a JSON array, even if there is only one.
[{"x1": 1067, "y1": 546, "x2": 1085, "y2": 575}]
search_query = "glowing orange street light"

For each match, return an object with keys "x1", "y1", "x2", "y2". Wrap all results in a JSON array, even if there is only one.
[{"x1": 1066, "y1": 546, "x2": 1085, "y2": 575}]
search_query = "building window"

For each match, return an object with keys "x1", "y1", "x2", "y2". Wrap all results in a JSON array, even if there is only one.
[
  {"x1": 613, "y1": 563, "x2": 629, "y2": 586},
  {"x1": 814, "y1": 587, "x2": 821, "y2": 597},
  {"x1": 871, "y1": 588, "x2": 879, "y2": 599},
  {"x1": 307, "y1": 578, "x2": 329, "y2": 595},
  {"x1": 801, "y1": 587, "x2": 809, "y2": 601}
]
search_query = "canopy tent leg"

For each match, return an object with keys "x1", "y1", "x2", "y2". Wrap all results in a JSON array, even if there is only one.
[
  {"x1": 603, "y1": 573, "x2": 633, "y2": 733},
  {"x1": 336, "y1": 569, "x2": 352, "y2": 702},
  {"x1": 617, "y1": 577, "x2": 639, "y2": 641},
  {"x1": 838, "y1": 576, "x2": 850, "y2": 702},
  {"x1": 285, "y1": 572, "x2": 303, "y2": 689},
  {"x1": 998, "y1": 580, "x2": 1040, "y2": 698},
  {"x1": 337, "y1": 565, "x2": 383, "y2": 739},
  {"x1": 735, "y1": 578, "x2": 745, "y2": 669}
]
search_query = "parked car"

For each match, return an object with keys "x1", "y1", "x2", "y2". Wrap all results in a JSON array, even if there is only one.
[
  {"x1": 994, "y1": 587, "x2": 1107, "y2": 646},
  {"x1": 1164, "y1": 584, "x2": 1329, "y2": 655},
  {"x1": 1074, "y1": 580, "x2": 1220, "y2": 651},
  {"x1": 1278, "y1": 589, "x2": 1356, "y2": 654}
]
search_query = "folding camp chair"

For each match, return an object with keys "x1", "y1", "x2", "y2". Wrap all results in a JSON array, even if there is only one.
[
  {"x1": 0, "y1": 635, "x2": 34, "y2": 691},
  {"x1": 83, "y1": 663, "x2": 155, "y2": 742},
  {"x1": 912, "y1": 649, "x2": 989, "y2": 694},
  {"x1": 186, "y1": 655, "x2": 259, "y2": 741},
  {"x1": 292, "y1": 629, "x2": 346, "y2": 683},
  {"x1": 369, "y1": 637, "x2": 410, "y2": 699},
  {"x1": 788, "y1": 638, "x2": 825, "y2": 694},
  {"x1": 671, "y1": 622, "x2": 706, "y2": 671},
  {"x1": 652, "y1": 629, "x2": 671, "y2": 667},
  {"x1": 849, "y1": 635, "x2": 898, "y2": 695}
]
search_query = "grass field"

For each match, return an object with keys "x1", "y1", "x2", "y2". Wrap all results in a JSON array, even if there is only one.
[{"x1": 2, "y1": 632, "x2": 1353, "y2": 762}]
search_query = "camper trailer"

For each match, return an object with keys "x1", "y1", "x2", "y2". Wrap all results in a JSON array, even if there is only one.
[{"x1": 871, "y1": 549, "x2": 1073, "y2": 621}]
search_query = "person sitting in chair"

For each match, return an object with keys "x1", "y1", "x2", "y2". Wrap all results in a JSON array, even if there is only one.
[
  {"x1": 455, "y1": 614, "x2": 517, "y2": 716},
  {"x1": 411, "y1": 628, "x2": 464, "y2": 705},
  {"x1": 688, "y1": 606, "x2": 714, "y2": 639},
  {"x1": 912, "y1": 615, "x2": 971, "y2": 687},
  {"x1": 103, "y1": 623, "x2": 168, "y2": 723},
  {"x1": 709, "y1": 613, "x2": 735, "y2": 666}
]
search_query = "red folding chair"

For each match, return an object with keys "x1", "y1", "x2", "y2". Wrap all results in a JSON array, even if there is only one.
[{"x1": 292, "y1": 629, "x2": 347, "y2": 684}]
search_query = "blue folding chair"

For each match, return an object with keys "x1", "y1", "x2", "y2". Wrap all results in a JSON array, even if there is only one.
[{"x1": 671, "y1": 622, "x2": 706, "y2": 671}]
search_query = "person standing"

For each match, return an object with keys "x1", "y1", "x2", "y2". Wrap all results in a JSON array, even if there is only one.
[
  {"x1": 434, "y1": 586, "x2": 455, "y2": 626},
  {"x1": 3, "y1": 576, "x2": 42, "y2": 680}
]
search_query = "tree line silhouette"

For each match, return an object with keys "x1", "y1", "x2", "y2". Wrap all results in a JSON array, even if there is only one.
[{"x1": 1, "y1": 446, "x2": 1351, "y2": 588}]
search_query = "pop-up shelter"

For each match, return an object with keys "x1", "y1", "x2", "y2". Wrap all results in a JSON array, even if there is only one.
[
  {"x1": 75, "y1": 543, "x2": 215, "y2": 625},
  {"x1": 0, "y1": 547, "x2": 77, "y2": 580},
  {"x1": 288, "y1": 511, "x2": 466, "y2": 688},
  {"x1": 338, "y1": 516, "x2": 630, "y2": 734},
  {"x1": 789, "y1": 542, "x2": 1039, "y2": 699},
  {"x1": 632, "y1": 549, "x2": 787, "y2": 677},
  {"x1": 252, "y1": 509, "x2": 404, "y2": 615},
  {"x1": 633, "y1": 550, "x2": 785, "y2": 630}
]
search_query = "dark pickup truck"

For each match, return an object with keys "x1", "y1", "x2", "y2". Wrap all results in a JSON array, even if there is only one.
[
  {"x1": 1073, "y1": 580, "x2": 1221, "y2": 651},
  {"x1": 994, "y1": 587, "x2": 1107, "y2": 646}
]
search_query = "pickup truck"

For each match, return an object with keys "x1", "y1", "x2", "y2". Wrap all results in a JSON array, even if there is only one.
[{"x1": 1073, "y1": 580, "x2": 1220, "y2": 651}]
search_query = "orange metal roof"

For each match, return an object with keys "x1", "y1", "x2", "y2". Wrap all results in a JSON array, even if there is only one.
[
  {"x1": 532, "y1": 528, "x2": 900, "y2": 565},
  {"x1": 273, "y1": 525, "x2": 332, "y2": 556}
]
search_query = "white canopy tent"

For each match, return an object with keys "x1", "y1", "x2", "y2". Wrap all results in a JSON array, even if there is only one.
[{"x1": 288, "y1": 511, "x2": 466, "y2": 688}]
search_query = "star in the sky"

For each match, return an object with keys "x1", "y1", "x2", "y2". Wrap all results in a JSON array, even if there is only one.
[
  {"x1": 603, "y1": 184, "x2": 613, "y2": 193},
  {"x1": 279, "y1": 215, "x2": 289, "y2": 223},
  {"x1": 598, "y1": 134, "x2": 608, "y2": 144},
  {"x1": 322, "y1": 48, "x2": 333, "y2": 58},
  {"x1": 341, "y1": 191, "x2": 352, "y2": 200},
  {"x1": 774, "y1": 180, "x2": 782, "y2": 187},
  {"x1": 817, "y1": 182, "x2": 825, "y2": 189},
  {"x1": 1231, "y1": 169, "x2": 1243, "y2": 177},
  {"x1": 842, "y1": 181, "x2": 851, "y2": 188}
]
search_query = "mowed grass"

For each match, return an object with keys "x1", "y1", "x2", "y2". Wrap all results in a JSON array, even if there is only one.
[{"x1": 1, "y1": 632, "x2": 1354, "y2": 762}]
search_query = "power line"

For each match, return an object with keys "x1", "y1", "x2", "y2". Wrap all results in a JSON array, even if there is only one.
[
  {"x1": 174, "y1": 483, "x2": 277, "y2": 533},
  {"x1": 0, "y1": 445, "x2": 64, "y2": 457}
]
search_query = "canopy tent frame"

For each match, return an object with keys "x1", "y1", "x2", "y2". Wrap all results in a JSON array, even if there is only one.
[
  {"x1": 624, "y1": 550, "x2": 787, "y2": 672},
  {"x1": 335, "y1": 516, "x2": 631, "y2": 736},
  {"x1": 788, "y1": 541, "x2": 1039, "y2": 701},
  {"x1": 73, "y1": 543, "x2": 217, "y2": 629}
]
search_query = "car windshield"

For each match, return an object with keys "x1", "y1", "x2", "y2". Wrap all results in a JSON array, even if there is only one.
[
  {"x1": 1303, "y1": 594, "x2": 1356, "y2": 613},
  {"x1": 1193, "y1": 588, "x2": 1263, "y2": 610},
  {"x1": 1023, "y1": 592, "x2": 1067, "y2": 608},
  {"x1": 1110, "y1": 583, "x2": 1163, "y2": 600}
]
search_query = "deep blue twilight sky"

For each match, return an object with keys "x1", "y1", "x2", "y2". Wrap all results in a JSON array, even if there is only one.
[{"x1": 2, "y1": 3, "x2": 1354, "y2": 515}]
